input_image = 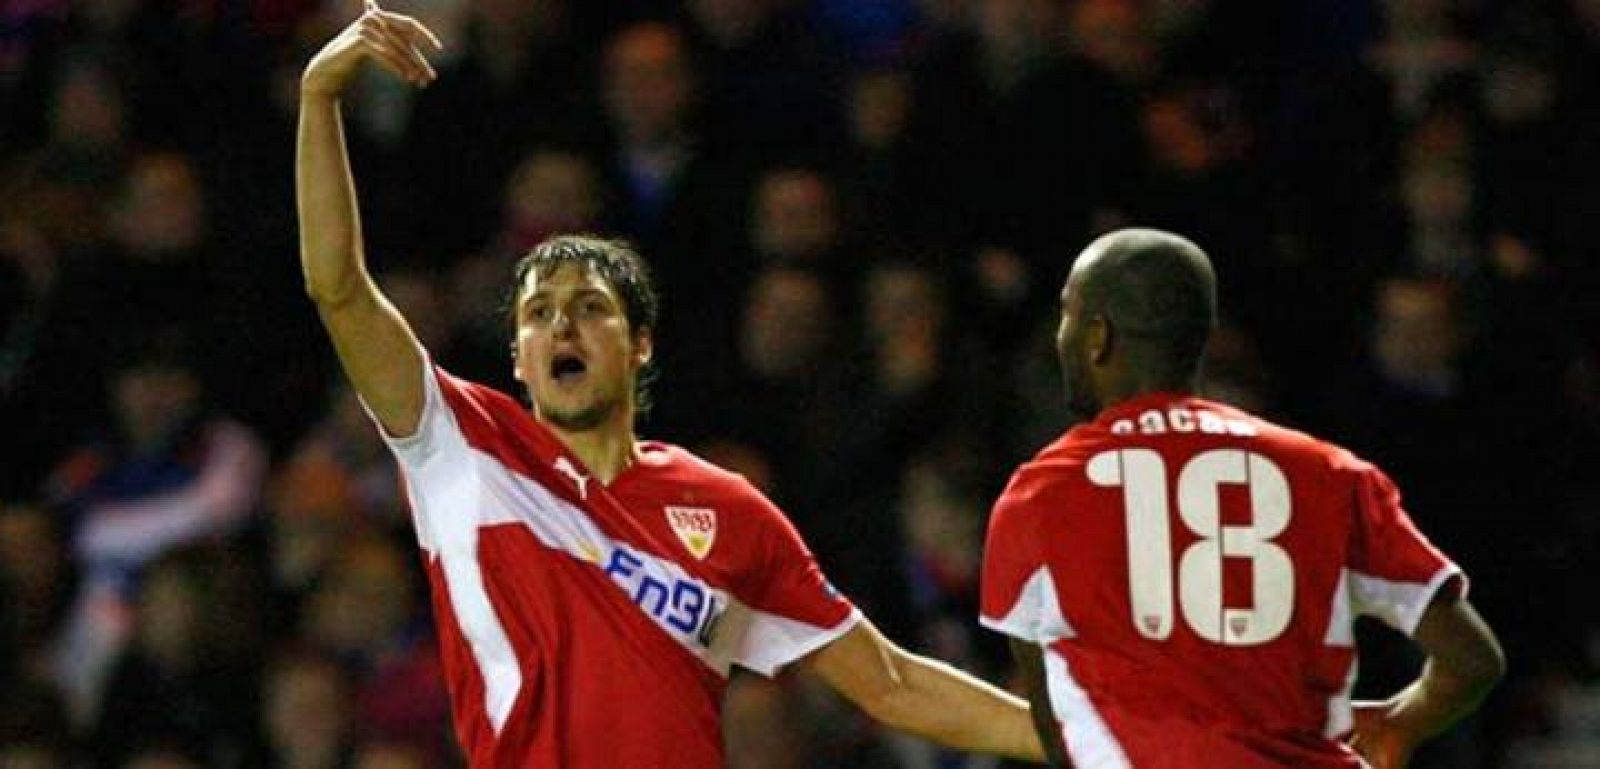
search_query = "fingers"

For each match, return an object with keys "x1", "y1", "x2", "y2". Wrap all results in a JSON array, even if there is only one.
[
  {"x1": 357, "y1": 11, "x2": 437, "y2": 85},
  {"x1": 374, "y1": 10, "x2": 443, "y2": 54},
  {"x1": 357, "y1": 26, "x2": 429, "y2": 85},
  {"x1": 400, "y1": 15, "x2": 445, "y2": 52},
  {"x1": 360, "y1": 9, "x2": 441, "y2": 84}
]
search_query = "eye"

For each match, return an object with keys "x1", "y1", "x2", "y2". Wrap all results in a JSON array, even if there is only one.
[
  {"x1": 526, "y1": 304, "x2": 552, "y2": 323},
  {"x1": 579, "y1": 298, "x2": 608, "y2": 317}
]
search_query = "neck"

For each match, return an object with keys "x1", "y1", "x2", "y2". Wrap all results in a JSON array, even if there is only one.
[
  {"x1": 548, "y1": 413, "x2": 639, "y2": 485},
  {"x1": 1097, "y1": 368, "x2": 1197, "y2": 412}
]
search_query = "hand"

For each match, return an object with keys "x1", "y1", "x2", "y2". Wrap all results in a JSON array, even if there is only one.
[
  {"x1": 301, "y1": 0, "x2": 442, "y2": 98},
  {"x1": 1349, "y1": 698, "x2": 1420, "y2": 769}
]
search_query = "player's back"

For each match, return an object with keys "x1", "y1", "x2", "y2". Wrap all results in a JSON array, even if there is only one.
[{"x1": 982, "y1": 392, "x2": 1461, "y2": 768}]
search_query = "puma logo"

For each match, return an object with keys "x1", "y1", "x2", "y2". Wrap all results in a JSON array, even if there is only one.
[{"x1": 553, "y1": 456, "x2": 590, "y2": 499}]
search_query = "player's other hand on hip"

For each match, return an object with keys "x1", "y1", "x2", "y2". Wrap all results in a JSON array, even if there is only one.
[
  {"x1": 302, "y1": 0, "x2": 443, "y2": 98},
  {"x1": 1349, "y1": 698, "x2": 1418, "y2": 769}
]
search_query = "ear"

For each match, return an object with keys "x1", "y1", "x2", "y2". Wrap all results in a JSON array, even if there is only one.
[
  {"x1": 633, "y1": 329, "x2": 654, "y2": 368},
  {"x1": 510, "y1": 342, "x2": 523, "y2": 382},
  {"x1": 1088, "y1": 314, "x2": 1113, "y2": 365}
]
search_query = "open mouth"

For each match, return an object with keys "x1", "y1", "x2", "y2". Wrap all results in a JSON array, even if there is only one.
[{"x1": 550, "y1": 354, "x2": 588, "y2": 384}]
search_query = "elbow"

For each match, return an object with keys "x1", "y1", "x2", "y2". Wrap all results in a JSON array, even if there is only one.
[
  {"x1": 302, "y1": 270, "x2": 365, "y2": 309},
  {"x1": 858, "y1": 651, "x2": 919, "y2": 732},
  {"x1": 1449, "y1": 633, "x2": 1507, "y2": 697},
  {"x1": 1474, "y1": 637, "x2": 1508, "y2": 688},
  {"x1": 858, "y1": 684, "x2": 904, "y2": 729},
  {"x1": 303, "y1": 275, "x2": 345, "y2": 307}
]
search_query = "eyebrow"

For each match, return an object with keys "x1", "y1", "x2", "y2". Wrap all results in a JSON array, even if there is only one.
[{"x1": 520, "y1": 286, "x2": 615, "y2": 311}]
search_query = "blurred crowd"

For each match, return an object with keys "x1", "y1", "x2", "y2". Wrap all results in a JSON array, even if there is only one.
[{"x1": 1, "y1": 0, "x2": 1597, "y2": 767}]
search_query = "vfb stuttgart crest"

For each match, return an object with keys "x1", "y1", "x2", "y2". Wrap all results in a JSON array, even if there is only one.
[{"x1": 666, "y1": 506, "x2": 717, "y2": 560}]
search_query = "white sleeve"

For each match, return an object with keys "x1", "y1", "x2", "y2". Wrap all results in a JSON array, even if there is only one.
[
  {"x1": 359, "y1": 361, "x2": 475, "y2": 553},
  {"x1": 734, "y1": 607, "x2": 863, "y2": 677},
  {"x1": 361, "y1": 359, "x2": 458, "y2": 470}
]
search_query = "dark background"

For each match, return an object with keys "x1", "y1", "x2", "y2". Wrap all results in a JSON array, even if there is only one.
[{"x1": 1, "y1": 0, "x2": 1596, "y2": 767}]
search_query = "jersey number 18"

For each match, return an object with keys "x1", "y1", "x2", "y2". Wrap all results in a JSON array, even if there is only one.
[{"x1": 1088, "y1": 449, "x2": 1294, "y2": 646}]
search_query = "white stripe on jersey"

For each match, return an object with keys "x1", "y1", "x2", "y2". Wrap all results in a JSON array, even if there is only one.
[
  {"x1": 980, "y1": 567, "x2": 1129, "y2": 766},
  {"x1": 1322, "y1": 565, "x2": 1458, "y2": 738},
  {"x1": 1349, "y1": 565, "x2": 1462, "y2": 635},
  {"x1": 387, "y1": 376, "x2": 522, "y2": 733},
  {"x1": 1323, "y1": 570, "x2": 1358, "y2": 737},
  {"x1": 469, "y1": 439, "x2": 860, "y2": 677},
  {"x1": 1044, "y1": 648, "x2": 1133, "y2": 769},
  {"x1": 380, "y1": 363, "x2": 860, "y2": 732},
  {"x1": 1325, "y1": 658, "x2": 1360, "y2": 738},
  {"x1": 979, "y1": 565, "x2": 1075, "y2": 643}
]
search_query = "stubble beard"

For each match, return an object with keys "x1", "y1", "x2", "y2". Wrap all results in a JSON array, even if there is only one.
[{"x1": 539, "y1": 391, "x2": 622, "y2": 432}]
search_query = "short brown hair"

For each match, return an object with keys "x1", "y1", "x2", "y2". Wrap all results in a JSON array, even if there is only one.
[
  {"x1": 510, "y1": 235, "x2": 659, "y2": 335},
  {"x1": 507, "y1": 235, "x2": 661, "y2": 414}
]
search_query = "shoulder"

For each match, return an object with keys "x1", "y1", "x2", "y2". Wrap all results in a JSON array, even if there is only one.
[
  {"x1": 996, "y1": 426, "x2": 1100, "y2": 515},
  {"x1": 429, "y1": 366, "x2": 559, "y2": 447},
  {"x1": 1012, "y1": 425, "x2": 1101, "y2": 484},
  {"x1": 431, "y1": 368, "x2": 528, "y2": 422},
  {"x1": 640, "y1": 442, "x2": 778, "y2": 513},
  {"x1": 1206, "y1": 400, "x2": 1381, "y2": 489},
  {"x1": 411, "y1": 366, "x2": 569, "y2": 469}
]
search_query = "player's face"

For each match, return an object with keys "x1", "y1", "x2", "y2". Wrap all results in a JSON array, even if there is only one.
[
  {"x1": 513, "y1": 263, "x2": 651, "y2": 433},
  {"x1": 1056, "y1": 271, "x2": 1100, "y2": 419}
]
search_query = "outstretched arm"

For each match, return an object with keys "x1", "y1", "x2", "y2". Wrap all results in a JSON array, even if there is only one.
[
  {"x1": 298, "y1": 1, "x2": 441, "y2": 438},
  {"x1": 1350, "y1": 591, "x2": 1505, "y2": 768},
  {"x1": 802, "y1": 619, "x2": 1046, "y2": 762}
]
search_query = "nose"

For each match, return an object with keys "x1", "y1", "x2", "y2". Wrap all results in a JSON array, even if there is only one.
[{"x1": 552, "y1": 308, "x2": 576, "y2": 338}]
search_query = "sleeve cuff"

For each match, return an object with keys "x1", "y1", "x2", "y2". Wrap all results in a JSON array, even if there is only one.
[{"x1": 1399, "y1": 565, "x2": 1466, "y2": 636}]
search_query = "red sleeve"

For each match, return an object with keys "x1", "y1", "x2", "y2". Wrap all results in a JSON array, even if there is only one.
[
  {"x1": 727, "y1": 484, "x2": 858, "y2": 676},
  {"x1": 1347, "y1": 464, "x2": 1465, "y2": 635},
  {"x1": 980, "y1": 467, "x2": 1051, "y2": 642}
]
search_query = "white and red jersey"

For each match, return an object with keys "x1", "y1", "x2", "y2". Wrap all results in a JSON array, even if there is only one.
[
  {"x1": 981, "y1": 392, "x2": 1464, "y2": 768},
  {"x1": 374, "y1": 364, "x2": 859, "y2": 767}
]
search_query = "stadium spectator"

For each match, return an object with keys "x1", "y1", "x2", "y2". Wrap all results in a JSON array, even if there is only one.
[
  {"x1": 44, "y1": 334, "x2": 267, "y2": 725},
  {"x1": 93, "y1": 546, "x2": 262, "y2": 768},
  {"x1": 0, "y1": 500, "x2": 71, "y2": 687},
  {"x1": 300, "y1": 532, "x2": 451, "y2": 765},
  {"x1": 258, "y1": 647, "x2": 356, "y2": 769},
  {"x1": 402, "y1": 0, "x2": 593, "y2": 258},
  {"x1": 0, "y1": 679, "x2": 72, "y2": 769}
]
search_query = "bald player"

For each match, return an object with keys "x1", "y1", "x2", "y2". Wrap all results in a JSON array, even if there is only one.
[{"x1": 980, "y1": 229, "x2": 1504, "y2": 768}]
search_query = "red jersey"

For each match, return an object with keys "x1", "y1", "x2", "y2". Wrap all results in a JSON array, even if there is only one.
[
  {"x1": 980, "y1": 393, "x2": 1463, "y2": 768},
  {"x1": 376, "y1": 365, "x2": 858, "y2": 767}
]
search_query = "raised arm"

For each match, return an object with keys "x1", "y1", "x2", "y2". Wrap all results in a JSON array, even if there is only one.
[
  {"x1": 1350, "y1": 591, "x2": 1506, "y2": 768},
  {"x1": 297, "y1": 2, "x2": 441, "y2": 438},
  {"x1": 802, "y1": 619, "x2": 1046, "y2": 763}
]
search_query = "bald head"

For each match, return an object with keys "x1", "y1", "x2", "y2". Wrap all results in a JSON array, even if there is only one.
[
  {"x1": 1058, "y1": 228, "x2": 1218, "y2": 414},
  {"x1": 1074, "y1": 228, "x2": 1215, "y2": 355}
]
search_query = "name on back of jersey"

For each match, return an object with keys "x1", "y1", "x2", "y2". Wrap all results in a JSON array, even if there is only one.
[{"x1": 1110, "y1": 405, "x2": 1258, "y2": 437}]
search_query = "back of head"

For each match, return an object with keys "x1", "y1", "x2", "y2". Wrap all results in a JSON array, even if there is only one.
[{"x1": 1077, "y1": 228, "x2": 1217, "y2": 380}]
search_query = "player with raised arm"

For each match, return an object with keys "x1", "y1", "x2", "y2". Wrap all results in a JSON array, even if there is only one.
[
  {"x1": 298, "y1": 4, "x2": 1044, "y2": 766},
  {"x1": 980, "y1": 229, "x2": 1505, "y2": 768}
]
